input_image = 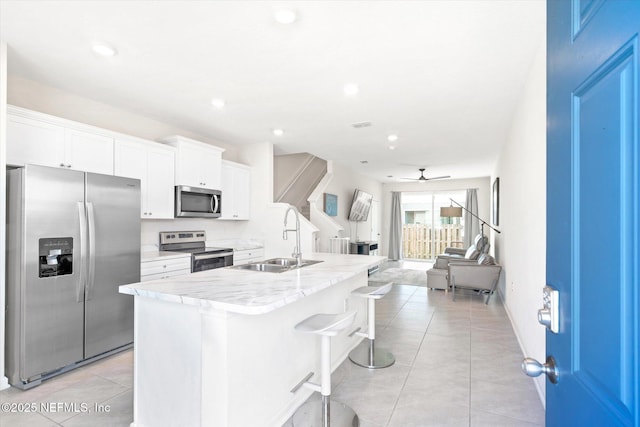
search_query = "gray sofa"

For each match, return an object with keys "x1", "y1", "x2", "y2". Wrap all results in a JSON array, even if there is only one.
[
  {"x1": 449, "y1": 258, "x2": 502, "y2": 304},
  {"x1": 426, "y1": 234, "x2": 501, "y2": 303},
  {"x1": 427, "y1": 234, "x2": 489, "y2": 290}
]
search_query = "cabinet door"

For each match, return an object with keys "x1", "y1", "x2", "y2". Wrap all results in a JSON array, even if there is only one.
[
  {"x1": 114, "y1": 139, "x2": 148, "y2": 217},
  {"x1": 175, "y1": 143, "x2": 203, "y2": 187},
  {"x1": 200, "y1": 149, "x2": 222, "y2": 190},
  {"x1": 7, "y1": 114, "x2": 65, "y2": 168},
  {"x1": 232, "y1": 166, "x2": 251, "y2": 220},
  {"x1": 146, "y1": 147, "x2": 175, "y2": 219},
  {"x1": 65, "y1": 129, "x2": 114, "y2": 174},
  {"x1": 220, "y1": 162, "x2": 235, "y2": 219}
]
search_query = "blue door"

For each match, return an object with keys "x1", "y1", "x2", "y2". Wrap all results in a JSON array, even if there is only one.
[{"x1": 546, "y1": 0, "x2": 639, "y2": 425}]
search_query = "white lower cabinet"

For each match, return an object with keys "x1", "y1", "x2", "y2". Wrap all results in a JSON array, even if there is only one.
[
  {"x1": 115, "y1": 137, "x2": 175, "y2": 219},
  {"x1": 141, "y1": 256, "x2": 191, "y2": 282},
  {"x1": 233, "y1": 248, "x2": 265, "y2": 266}
]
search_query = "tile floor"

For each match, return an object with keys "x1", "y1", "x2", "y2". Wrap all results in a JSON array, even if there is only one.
[{"x1": 0, "y1": 265, "x2": 544, "y2": 427}]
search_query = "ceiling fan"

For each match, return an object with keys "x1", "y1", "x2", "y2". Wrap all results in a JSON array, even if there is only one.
[{"x1": 401, "y1": 168, "x2": 450, "y2": 182}]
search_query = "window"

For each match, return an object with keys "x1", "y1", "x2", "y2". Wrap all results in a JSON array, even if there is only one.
[{"x1": 401, "y1": 191, "x2": 465, "y2": 260}]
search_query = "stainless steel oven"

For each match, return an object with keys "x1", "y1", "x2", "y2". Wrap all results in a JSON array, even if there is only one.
[{"x1": 159, "y1": 231, "x2": 233, "y2": 272}]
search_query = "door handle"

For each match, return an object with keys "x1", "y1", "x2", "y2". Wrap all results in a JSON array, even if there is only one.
[
  {"x1": 86, "y1": 202, "x2": 96, "y2": 301},
  {"x1": 77, "y1": 202, "x2": 87, "y2": 303},
  {"x1": 522, "y1": 356, "x2": 559, "y2": 384}
]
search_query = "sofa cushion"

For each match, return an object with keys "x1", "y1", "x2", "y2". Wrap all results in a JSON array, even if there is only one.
[
  {"x1": 478, "y1": 254, "x2": 496, "y2": 265},
  {"x1": 465, "y1": 246, "x2": 480, "y2": 259}
]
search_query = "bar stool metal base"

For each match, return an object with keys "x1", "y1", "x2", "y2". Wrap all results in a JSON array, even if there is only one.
[
  {"x1": 349, "y1": 340, "x2": 395, "y2": 369},
  {"x1": 292, "y1": 395, "x2": 359, "y2": 427}
]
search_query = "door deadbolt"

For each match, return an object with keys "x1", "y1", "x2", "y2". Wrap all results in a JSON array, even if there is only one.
[
  {"x1": 522, "y1": 356, "x2": 559, "y2": 384},
  {"x1": 539, "y1": 286, "x2": 559, "y2": 333}
]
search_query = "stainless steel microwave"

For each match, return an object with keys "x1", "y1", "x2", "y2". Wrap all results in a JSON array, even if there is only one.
[{"x1": 175, "y1": 186, "x2": 221, "y2": 218}]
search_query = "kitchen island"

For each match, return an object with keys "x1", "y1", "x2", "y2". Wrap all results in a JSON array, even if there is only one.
[{"x1": 119, "y1": 253, "x2": 386, "y2": 427}]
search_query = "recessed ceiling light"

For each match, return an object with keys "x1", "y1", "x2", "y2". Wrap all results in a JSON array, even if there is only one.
[
  {"x1": 91, "y1": 41, "x2": 117, "y2": 57},
  {"x1": 272, "y1": 128, "x2": 285, "y2": 137},
  {"x1": 274, "y1": 9, "x2": 297, "y2": 24},
  {"x1": 211, "y1": 98, "x2": 225, "y2": 108},
  {"x1": 388, "y1": 145, "x2": 396, "y2": 150},
  {"x1": 387, "y1": 134, "x2": 398, "y2": 142},
  {"x1": 343, "y1": 83, "x2": 359, "y2": 96}
]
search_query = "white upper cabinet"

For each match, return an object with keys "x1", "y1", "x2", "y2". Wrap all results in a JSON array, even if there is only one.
[
  {"x1": 7, "y1": 107, "x2": 114, "y2": 175},
  {"x1": 220, "y1": 160, "x2": 251, "y2": 220},
  {"x1": 114, "y1": 137, "x2": 175, "y2": 219},
  {"x1": 160, "y1": 135, "x2": 225, "y2": 190},
  {"x1": 64, "y1": 128, "x2": 114, "y2": 175}
]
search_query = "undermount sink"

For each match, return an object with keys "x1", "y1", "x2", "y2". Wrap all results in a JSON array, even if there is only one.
[{"x1": 230, "y1": 258, "x2": 323, "y2": 273}]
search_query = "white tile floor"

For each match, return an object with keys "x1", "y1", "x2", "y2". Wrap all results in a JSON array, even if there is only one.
[{"x1": 0, "y1": 268, "x2": 544, "y2": 427}]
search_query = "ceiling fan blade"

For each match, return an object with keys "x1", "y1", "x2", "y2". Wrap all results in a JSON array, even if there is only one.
[
  {"x1": 399, "y1": 177, "x2": 420, "y2": 180},
  {"x1": 424, "y1": 175, "x2": 451, "y2": 181}
]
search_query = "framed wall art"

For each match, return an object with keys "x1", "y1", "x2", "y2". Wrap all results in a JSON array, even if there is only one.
[
  {"x1": 492, "y1": 177, "x2": 500, "y2": 226},
  {"x1": 324, "y1": 193, "x2": 338, "y2": 216}
]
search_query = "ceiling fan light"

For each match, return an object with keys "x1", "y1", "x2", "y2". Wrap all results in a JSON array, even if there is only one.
[{"x1": 387, "y1": 134, "x2": 398, "y2": 142}]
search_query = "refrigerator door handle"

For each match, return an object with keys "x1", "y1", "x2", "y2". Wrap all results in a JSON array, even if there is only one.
[
  {"x1": 77, "y1": 202, "x2": 87, "y2": 303},
  {"x1": 86, "y1": 202, "x2": 96, "y2": 301}
]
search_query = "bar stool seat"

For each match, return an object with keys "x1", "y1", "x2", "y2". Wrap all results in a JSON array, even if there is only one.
[
  {"x1": 291, "y1": 311, "x2": 358, "y2": 427},
  {"x1": 295, "y1": 312, "x2": 357, "y2": 336},
  {"x1": 348, "y1": 282, "x2": 395, "y2": 369}
]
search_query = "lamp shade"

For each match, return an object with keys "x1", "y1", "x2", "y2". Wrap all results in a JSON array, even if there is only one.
[{"x1": 440, "y1": 206, "x2": 463, "y2": 218}]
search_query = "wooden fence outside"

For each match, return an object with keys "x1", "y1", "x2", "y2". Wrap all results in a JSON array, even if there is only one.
[{"x1": 402, "y1": 224, "x2": 464, "y2": 259}]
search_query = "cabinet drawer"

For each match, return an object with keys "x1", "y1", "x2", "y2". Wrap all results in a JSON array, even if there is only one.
[
  {"x1": 141, "y1": 268, "x2": 192, "y2": 282},
  {"x1": 141, "y1": 257, "x2": 191, "y2": 275},
  {"x1": 233, "y1": 249, "x2": 264, "y2": 265}
]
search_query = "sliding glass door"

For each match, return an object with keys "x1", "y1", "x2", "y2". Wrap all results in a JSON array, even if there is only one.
[{"x1": 401, "y1": 191, "x2": 465, "y2": 260}]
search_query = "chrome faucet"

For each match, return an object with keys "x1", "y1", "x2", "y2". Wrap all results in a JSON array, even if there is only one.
[{"x1": 283, "y1": 206, "x2": 302, "y2": 267}]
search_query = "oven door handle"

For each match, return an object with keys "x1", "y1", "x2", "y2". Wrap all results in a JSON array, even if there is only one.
[{"x1": 193, "y1": 251, "x2": 234, "y2": 261}]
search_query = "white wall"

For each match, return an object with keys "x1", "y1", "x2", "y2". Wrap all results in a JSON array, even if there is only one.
[
  {"x1": 493, "y1": 39, "x2": 546, "y2": 403},
  {"x1": 311, "y1": 161, "x2": 383, "y2": 251},
  {"x1": 380, "y1": 177, "x2": 491, "y2": 257},
  {"x1": 1, "y1": 41, "x2": 10, "y2": 390}
]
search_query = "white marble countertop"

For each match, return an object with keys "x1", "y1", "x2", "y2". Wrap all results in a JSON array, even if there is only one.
[
  {"x1": 209, "y1": 239, "x2": 264, "y2": 251},
  {"x1": 141, "y1": 251, "x2": 192, "y2": 262},
  {"x1": 120, "y1": 253, "x2": 386, "y2": 315}
]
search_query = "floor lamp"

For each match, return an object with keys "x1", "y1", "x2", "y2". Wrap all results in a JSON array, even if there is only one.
[{"x1": 440, "y1": 198, "x2": 501, "y2": 237}]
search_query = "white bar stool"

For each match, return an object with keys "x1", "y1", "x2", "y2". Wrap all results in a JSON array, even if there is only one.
[
  {"x1": 290, "y1": 311, "x2": 358, "y2": 427},
  {"x1": 348, "y1": 282, "x2": 395, "y2": 369}
]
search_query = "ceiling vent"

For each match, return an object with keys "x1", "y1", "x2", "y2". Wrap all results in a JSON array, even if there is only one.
[{"x1": 351, "y1": 121, "x2": 372, "y2": 129}]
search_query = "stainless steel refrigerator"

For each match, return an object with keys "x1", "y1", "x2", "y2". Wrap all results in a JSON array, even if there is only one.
[{"x1": 5, "y1": 164, "x2": 141, "y2": 389}]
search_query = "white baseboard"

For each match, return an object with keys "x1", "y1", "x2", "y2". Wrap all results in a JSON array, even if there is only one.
[
  {"x1": 497, "y1": 289, "x2": 546, "y2": 410},
  {"x1": 0, "y1": 375, "x2": 10, "y2": 391}
]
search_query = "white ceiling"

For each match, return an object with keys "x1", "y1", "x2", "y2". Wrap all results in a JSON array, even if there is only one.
[{"x1": 0, "y1": 0, "x2": 545, "y2": 183}]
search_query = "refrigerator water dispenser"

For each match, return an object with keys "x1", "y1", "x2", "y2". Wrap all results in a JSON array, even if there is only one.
[{"x1": 39, "y1": 237, "x2": 73, "y2": 278}]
